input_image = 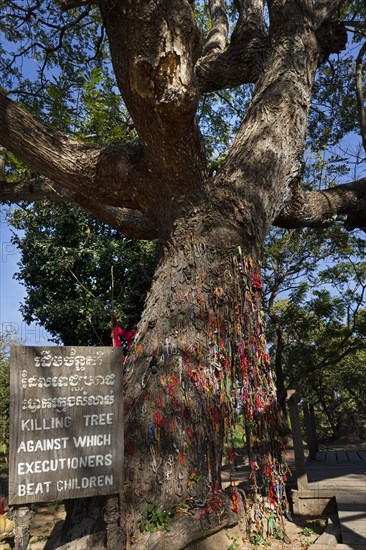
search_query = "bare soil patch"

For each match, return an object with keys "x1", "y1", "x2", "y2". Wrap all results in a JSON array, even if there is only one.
[
  {"x1": 0, "y1": 503, "x2": 65, "y2": 550},
  {"x1": 187, "y1": 514, "x2": 327, "y2": 549},
  {"x1": 0, "y1": 506, "x2": 326, "y2": 550}
]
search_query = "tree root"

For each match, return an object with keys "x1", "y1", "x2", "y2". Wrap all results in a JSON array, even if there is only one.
[{"x1": 131, "y1": 499, "x2": 244, "y2": 550}]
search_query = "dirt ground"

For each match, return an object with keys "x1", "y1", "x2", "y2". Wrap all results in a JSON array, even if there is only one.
[
  {"x1": 0, "y1": 504, "x2": 327, "y2": 550},
  {"x1": 188, "y1": 514, "x2": 327, "y2": 549},
  {"x1": 0, "y1": 503, "x2": 66, "y2": 550},
  {"x1": 1, "y1": 438, "x2": 358, "y2": 549}
]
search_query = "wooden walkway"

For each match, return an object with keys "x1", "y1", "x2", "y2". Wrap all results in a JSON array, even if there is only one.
[{"x1": 307, "y1": 450, "x2": 366, "y2": 549}]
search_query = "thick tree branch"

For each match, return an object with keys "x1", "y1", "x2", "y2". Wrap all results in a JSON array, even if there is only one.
[
  {"x1": 274, "y1": 179, "x2": 366, "y2": 231},
  {"x1": 0, "y1": 89, "x2": 96, "y2": 191},
  {"x1": 99, "y1": 1, "x2": 207, "y2": 189},
  {"x1": 210, "y1": 0, "x2": 321, "y2": 247},
  {"x1": 75, "y1": 199, "x2": 160, "y2": 240},
  {"x1": 0, "y1": 177, "x2": 72, "y2": 203},
  {"x1": 195, "y1": 0, "x2": 268, "y2": 93},
  {"x1": 343, "y1": 21, "x2": 366, "y2": 29},
  {"x1": 314, "y1": 0, "x2": 346, "y2": 29},
  {"x1": 202, "y1": 0, "x2": 229, "y2": 56},
  {"x1": 195, "y1": 34, "x2": 268, "y2": 93},
  {"x1": 356, "y1": 41, "x2": 366, "y2": 155},
  {"x1": 55, "y1": 0, "x2": 97, "y2": 11},
  {"x1": 0, "y1": 178, "x2": 159, "y2": 240},
  {"x1": 0, "y1": 90, "x2": 161, "y2": 213}
]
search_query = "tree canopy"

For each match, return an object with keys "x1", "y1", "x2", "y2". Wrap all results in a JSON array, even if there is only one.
[
  {"x1": 9, "y1": 203, "x2": 159, "y2": 345},
  {"x1": 264, "y1": 224, "x2": 366, "y2": 434}
]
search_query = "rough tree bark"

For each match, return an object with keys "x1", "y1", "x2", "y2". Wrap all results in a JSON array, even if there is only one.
[{"x1": 0, "y1": 0, "x2": 364, "y2": 548}]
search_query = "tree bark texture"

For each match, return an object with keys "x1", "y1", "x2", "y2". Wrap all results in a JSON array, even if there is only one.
[
  {"x1": 0, "y1": 0, "x2": 363, "y2": 547},
  {"x1": 120, "y1": 230, "x2": 287, "y2": 542}
]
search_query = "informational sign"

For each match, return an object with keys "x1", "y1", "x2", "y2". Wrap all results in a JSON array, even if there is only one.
[{"x1": 9, "y1": 346, "x2": 124, "y2": 505}]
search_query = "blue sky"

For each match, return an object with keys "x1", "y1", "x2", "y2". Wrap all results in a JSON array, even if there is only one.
[{"x1": 0, "y1": 208, "x2": 52, "y2": 346}]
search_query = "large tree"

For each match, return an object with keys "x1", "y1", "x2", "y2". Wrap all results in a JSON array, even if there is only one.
[{"x1": 1, "y1": 1, "x2": 366, "y2": 548}]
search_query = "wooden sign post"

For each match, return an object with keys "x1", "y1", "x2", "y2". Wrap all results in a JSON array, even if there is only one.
[{"x1": 9, "y1": 346, "x2": 124, "y2": 506}]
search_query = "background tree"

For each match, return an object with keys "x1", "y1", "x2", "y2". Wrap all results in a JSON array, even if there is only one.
[
  {"x1": 0, "y1": 331, "x2": 21, "y2": 454},
  {"x1": 1, "y1": 1, "x2": 366, "y2": 548},
  {"x1": 264, "y1": 222, "x2": 366, "y2": 410},
  {"x1": 269, "y1": 279, "x2": 366, "y2": 438},
  {"x1": 9, "y1": 203, "x2": 158, "y2": 346}
]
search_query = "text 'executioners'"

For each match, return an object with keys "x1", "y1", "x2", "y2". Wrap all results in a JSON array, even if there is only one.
[{"x1": 16, "y1": 413, "x2": 116, "y2": 498}]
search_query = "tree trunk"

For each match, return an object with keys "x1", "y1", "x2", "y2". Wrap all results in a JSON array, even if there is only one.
[
  {"x1": 116, "y1": 216, "x2": 287, "y2": 546},
  {"x1": 312, "y1": 385, "x2": 337, "y2": 439},
  {"x1": 50, "y1": 497, "x2": 107, "y2": 550}
]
